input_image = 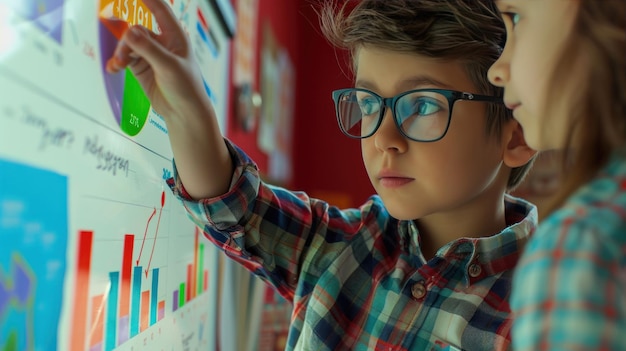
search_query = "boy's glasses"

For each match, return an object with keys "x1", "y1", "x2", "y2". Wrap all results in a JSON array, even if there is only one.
[{"x1": 332, "y1": 88, "x2": 503, "y2": 142}]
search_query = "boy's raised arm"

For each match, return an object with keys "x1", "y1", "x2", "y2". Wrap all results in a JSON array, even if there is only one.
[{"x1": 105, "y1": 0, "x2": 233, "y2": 200}]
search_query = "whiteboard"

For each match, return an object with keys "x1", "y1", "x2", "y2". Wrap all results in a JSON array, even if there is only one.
[{"x1": 0, "y1": 0, "x2": 235, "y2": 350}]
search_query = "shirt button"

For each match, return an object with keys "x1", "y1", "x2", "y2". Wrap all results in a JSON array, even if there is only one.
[
  {"x1": 468, "y1": 263, "x2": 482, "y2": 277},
  {"x1": 411, "y1": 281, "x2": 427, "y2": 299}
]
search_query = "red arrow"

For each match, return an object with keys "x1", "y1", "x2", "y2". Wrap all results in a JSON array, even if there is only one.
[
  {"x1": 144, "y1": 191, "x2": 165, "y2": 277},
  {"x1": 136, "y1": 208, "x2": 156, "y2": 266}
]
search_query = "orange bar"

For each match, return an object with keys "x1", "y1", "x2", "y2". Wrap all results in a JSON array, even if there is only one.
[
  {"x1": 186, "y1": 264, "x2": 193, "y2": 302},
  {"x1": 192, "y1": 228, "x2": 199, "y2": 299},
  {"x1": 89, "y1": 294, "x2": 105, "y2": 347},
  {"x1": 140, "y1": 290, "x2": 150, "y2": 332},
  {"x1": 158, "y1": 300, "x2": 165, "y2": 321}
]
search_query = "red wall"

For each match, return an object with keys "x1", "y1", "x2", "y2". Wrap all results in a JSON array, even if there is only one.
[
  {"x1": 292, "y1": 1, "x2": 374, "y2": 207},
  {"x1": 227, "y1": 0, "x2": 374, "y2": 208},
  {"x1": 225, "y1": 0, "x2": 301, "y2": 177}
]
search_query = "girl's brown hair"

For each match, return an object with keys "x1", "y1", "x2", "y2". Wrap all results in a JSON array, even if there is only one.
[
  {"x1": 542, "y1": 0, "x2": 626, "y2": 216},
  {"x1": 318, "y1": 0, "x2": 533, "y2": 189}
]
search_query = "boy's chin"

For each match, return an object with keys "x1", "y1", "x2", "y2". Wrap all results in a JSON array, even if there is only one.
[{"x1": 383, "y1": 201, "x2": 423, "y2": 221}]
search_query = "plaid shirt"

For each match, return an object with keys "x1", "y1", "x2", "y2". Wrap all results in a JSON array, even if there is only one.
[
  {"x1": 168, "y1": 141, "x2": 537, "y2": 351},
  {"x1": 511, "y1": 149, "x2": 626, "y2": 351}
]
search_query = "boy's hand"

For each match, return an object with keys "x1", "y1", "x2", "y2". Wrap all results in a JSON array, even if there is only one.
[
  {"x1": 105, "y1": 0, "x2": 211, "y2": 125},
  {"x1": 105, "y1": 0, "x2": 233, "y2": 199}
]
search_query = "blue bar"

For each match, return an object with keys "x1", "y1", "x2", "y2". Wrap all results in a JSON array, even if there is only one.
[
  {"x1": 196, "y1": 22, "x2": 218, "y2": 58},
  {"x1": 130, "y1": 266, "x2": 142, "y2": 337},
  {"x1": 105, "y1": 272, "x2": 119, "y2": 351},
  {"x1": 202, "y1": 79, "x2": 217, "y2": 104},
  {"x1": 150, "y1": 268, "x2": 159, "y2": 325}
]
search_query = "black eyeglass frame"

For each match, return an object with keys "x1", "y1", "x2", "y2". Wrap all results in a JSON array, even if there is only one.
[{"x1": 331, "y1": 88, "x2": 503, "y2": 142}]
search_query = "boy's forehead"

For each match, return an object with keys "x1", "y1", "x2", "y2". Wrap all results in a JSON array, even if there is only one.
[{"x1": 353, "y1": 47, "x2": 474, "y2": 92}]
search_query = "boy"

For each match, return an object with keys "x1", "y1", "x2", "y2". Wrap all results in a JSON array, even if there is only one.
[{"x1": 107, "y1": 0, "x2": 537, "y2": 349}]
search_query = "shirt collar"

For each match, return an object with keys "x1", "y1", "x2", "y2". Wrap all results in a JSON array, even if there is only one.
[{"x1": 405, "y1": 195, "x2": 538, "y2": 286}]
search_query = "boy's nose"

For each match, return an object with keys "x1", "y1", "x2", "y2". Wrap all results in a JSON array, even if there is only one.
[{"x1": 373, "y1": 109, "x2": 408, "y2": 153}]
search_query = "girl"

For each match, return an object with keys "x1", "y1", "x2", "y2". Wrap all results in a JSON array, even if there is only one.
[{"x1": 488, "y1": 1, "x2": 626, "y2": 350}]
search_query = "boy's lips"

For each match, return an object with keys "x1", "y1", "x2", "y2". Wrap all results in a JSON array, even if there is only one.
[
  {"x1": 377, "y1": 170, "x2": 414, "y2": 188},
  {"x1": 379, "y1": 177, "x2": 414, "y2": 188}
]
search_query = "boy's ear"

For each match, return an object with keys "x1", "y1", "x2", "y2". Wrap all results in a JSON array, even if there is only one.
[{"x1": 502, "y1": 120, "x2": 537, "y2": 168}]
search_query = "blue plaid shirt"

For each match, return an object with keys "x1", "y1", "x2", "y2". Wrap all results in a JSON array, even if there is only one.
[
  {"x1": 168, "y1": 141, "x2": 537, "y2": 351},
  {"x1": 511, "y1": 148, "x2": 626, "y2": 350}
]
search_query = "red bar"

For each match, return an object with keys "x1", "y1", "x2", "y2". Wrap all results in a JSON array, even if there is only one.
[
  {"x1": 197, "y1": 8, "x2": 208, "y2": 31},
  {"x1": 186, "y1": 264, "x2": 192, "y2": 302},
  {"x1": 71, "y1": 230, "x2": 93, "y2": 351},
  {"x1": 140, "y1": 290, "x2": 150, "y2": 332},
  {"x1": 120, "y1": 234, "x2": 134, "y2": 317},
  {"x1": 89, "y1": 294, "x2": 105, "y2": 347},
  {"x1": 158, "y1": 300, "x2": 165, "y2": 321},
  {"x1": 192, "y1": 229, "x2": 199, "y2": 299},
  {"x1": 203, "y1": 270, "x2": 208, "y2": 292}
]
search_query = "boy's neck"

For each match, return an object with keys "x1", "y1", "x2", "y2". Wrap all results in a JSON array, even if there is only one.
[{"x1": 415, "y1": 194, "x2": 508, "y2": 261}]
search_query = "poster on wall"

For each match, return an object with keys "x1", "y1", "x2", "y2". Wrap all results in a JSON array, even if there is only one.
[
  {"x1": 0, "y1": 0, "x2": 237, "y2": 350},
  {"x1": 258, "y1": 22, "x2": 295, "y2": 184},
  {"x1": 233, "y1": 0, "x2": 258, "y2": 86}
]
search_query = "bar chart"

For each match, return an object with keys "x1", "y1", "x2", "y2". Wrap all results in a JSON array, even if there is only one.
[
  {"x1": 172, "y1": 227, "x2": 209, "y2": 312},
  {"x1": 1, "y1": 0, "x2": 234, "y2": 348},
  {"x1": 61, "y1": 183, "x2": 212, "y2": 351},
  {"x1": 70, "y1": 230, "x2": 168, "y2": 351}
]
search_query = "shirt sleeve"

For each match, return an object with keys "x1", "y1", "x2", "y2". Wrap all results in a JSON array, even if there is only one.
[
  {"x1": 510, "y1": 208, "x2": 626, "y2": 351},
  {"x1": 166, "y1": 139, "x2": 382, "y2": 302}
]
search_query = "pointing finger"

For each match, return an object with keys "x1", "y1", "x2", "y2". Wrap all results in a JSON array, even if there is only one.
[
  {"x1": 106, "y1": 34, "x2": 137, "y2": 73},
  {"x1": 139, "y1": 0, "x2": 184, "y2": 38},
  {"x1": 120, "y1": 25, "x2": 173, "y2": 75}
]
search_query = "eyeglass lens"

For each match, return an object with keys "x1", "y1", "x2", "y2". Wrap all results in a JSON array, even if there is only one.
[{"x1": 337, "y1": 90, "x2": 451, "y2": 141}]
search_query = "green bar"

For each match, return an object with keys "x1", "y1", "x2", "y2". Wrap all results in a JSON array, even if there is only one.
[
  {"x1": 179, "y1": 283, "x2": 185, "y2": 308},
  {"x1": 198, "y1": 244, "x2": 204, "y2": 294}
]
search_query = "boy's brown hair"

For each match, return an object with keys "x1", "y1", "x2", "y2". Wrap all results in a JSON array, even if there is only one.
[{"x1": 319, "y1": 0, "x2": 532, "y2": 189}]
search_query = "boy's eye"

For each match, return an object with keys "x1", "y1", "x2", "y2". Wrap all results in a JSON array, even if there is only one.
[
  {"x1": 399, "y1": 97, "x2": 442, "y2": 119},
  {"x1": 502, "y1": 12, "x2": 520, "y2": 27},
  {"x1": 357, "y1": 97, "x2": 380, "y2": 116}
]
